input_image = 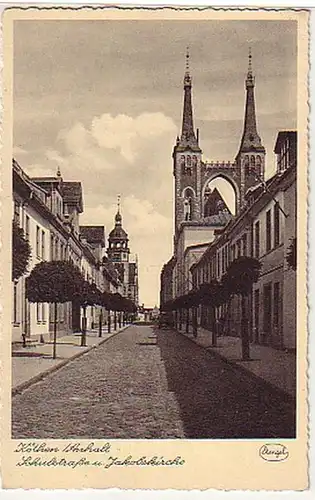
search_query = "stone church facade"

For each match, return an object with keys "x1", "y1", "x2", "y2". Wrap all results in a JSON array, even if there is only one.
[
  {"x1": 160, "y1": 49, "x2": 297, "y2": 352},
  {"x1": 169, "y1": 49, "x2": 265, "y2": 298}
]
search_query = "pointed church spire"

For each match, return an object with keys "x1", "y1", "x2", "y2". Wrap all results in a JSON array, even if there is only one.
[
  {"x1": 180, "y1": 47, "x2": 198, "y2": 148},
  {"x1": 115, "y1": 194, "x2": 122, "y2": 225},
  {"x1": 236, "y1": 47, "x2": 265, "y2": 157}
]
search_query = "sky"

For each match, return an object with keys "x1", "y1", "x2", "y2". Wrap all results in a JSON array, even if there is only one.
[{"x1": 13, "y1": 19, "x2": 297, "y2": 307}]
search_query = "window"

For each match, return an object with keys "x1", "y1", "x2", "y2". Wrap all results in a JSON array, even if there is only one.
[
  {"x1": 274, "y1": 202, "x2": 280, "y2": 247},
  {"x1": 42, "y1": 303, "x2": 46, "y2": 322},
  {"x1": 263, "y1": 283, "x2": 272, "y2": 343},
  {"x1": 255, "y1": 221, "x2": 260, "y2": 258},
  {"x1": 25, "y1": 215, "x2": 30, "y2": 240},
  {"x1": 36, "y1": 226, "x2": 40, "y2": 257},
  {"x1": 266, "y1": 209, "x2": 272, "y2": 252},
  {"x1": 273, "y1": 282, "x2": 281, "y2": 329},
  {"x1": 242, "y1": 233, "x2": 247, "y2": 256},
  {"x1": 55, "y1": 238, "x2": 59, "y2": 259},
  {"x1": 217, "y1": 253, "x2": 220, "y2": 277},
  {"x1": 37, "y1": 302, "x2": 41, "y2": 323},
  {"x1": 41, "y1": 230, "x2": 45, "y2": 259},
  {"x1": 221, "y1": 249, "x2": 224, "y2": 274},
  {"x1": 244, "y1": 155, "x2": 249, "y2": 176},
  {"x1": 231, "y1": 244, "x2": 236, "y2": 262},
  {"x1": 51, "y1": 235, "x2": 55, "y2": 260},
  {"x1": 237, "y1": 239, "x2": 242, "y2": 257},
  {"x1": 256, "y1": 156, "x2": 262, "y2": 176},
  {"x1": 14, "y1": 200, "x2": 20, "y2": 225}
]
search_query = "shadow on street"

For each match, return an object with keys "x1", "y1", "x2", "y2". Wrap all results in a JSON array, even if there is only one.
[{"x1": 155, "y1": 326, "x2": 296, "y2": 439}]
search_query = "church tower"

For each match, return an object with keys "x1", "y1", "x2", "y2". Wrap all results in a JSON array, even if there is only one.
[
  {"x1": 235, "y1": 48, "x2": 266, "y2": 205},
  {"x1": 173, "y1": 48, "x2": 202, "y2": 232},
  {"x1": 107, "y1": 197, "x2": 130, "y2": 263}
]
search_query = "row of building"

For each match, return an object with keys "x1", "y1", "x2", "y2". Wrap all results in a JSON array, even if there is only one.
[
  {"x1": 160, "y1": 49, "x2": 297, "y2": 351},
  {"x1": 12, "y1": 160, "x2": 139, "y2": 343}
]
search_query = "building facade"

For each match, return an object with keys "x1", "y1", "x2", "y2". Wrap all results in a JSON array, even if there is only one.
[
  {"x1": 160, "y1": 49, "x2": 297, "y2": 352},
  {"x1": 12, "y1": 160, "x2": 122, "y2": 343}
]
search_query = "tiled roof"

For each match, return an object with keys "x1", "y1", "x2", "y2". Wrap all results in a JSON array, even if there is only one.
[
  {"x1": 61, "y1": 182, "x2": 83, "y2": 212},
  {"x1": 80, "y1": 226, "x2": 105, "y2": 247}
]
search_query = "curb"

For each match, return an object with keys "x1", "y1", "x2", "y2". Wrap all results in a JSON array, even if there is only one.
[
  {"x1": 175, "y1": 329, "x2": 295, "y2": 403},
  {"x1": 12, "y1": 324, "x2": 130, "y2": 397}
]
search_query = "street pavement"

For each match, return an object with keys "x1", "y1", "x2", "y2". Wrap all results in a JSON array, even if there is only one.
[{"x1": 12, "y1": 325, "x2": 295, "y2": 439}]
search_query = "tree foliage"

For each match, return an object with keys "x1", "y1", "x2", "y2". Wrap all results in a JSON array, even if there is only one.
[
  {"x1": 12, "y1": 221, "x2": 31, "y2": 281},
  {"x1": 26, "y1": 260, "x2": 84, "y2": 303},
  {"x1": 223, "y1": 256, "x2": 261, "y2": 296},
  {"x1": 197, "y1": 279, "x2": 229, "y2": 307}
]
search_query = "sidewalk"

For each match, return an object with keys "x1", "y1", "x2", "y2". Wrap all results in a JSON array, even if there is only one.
[
  {"x1": 177, "y1": 326, "x2": 296, "y2": 398},
  {"x1": 12, "y1": 324, "x2": 130, "y2": 394}
]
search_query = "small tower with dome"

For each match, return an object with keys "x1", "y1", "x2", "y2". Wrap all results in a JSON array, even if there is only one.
[
  {"x1": 107, "y1": 196, "x2": 130, "y2": 263},
  {"x1": 107, "y1": 196, "x2": 139, "y2": 307}
]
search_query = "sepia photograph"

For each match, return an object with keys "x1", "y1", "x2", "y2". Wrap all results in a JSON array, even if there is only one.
[{"x1": 1, "y1": 6, "x2": 308, "y2": 491}]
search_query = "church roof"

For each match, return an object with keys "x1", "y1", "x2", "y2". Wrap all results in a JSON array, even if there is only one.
[
  {"x1": 108, "y1": 210, "x2": 128, "y2": 240},
  {"x1": 236, "y1": 49, "x2": 265, "y2": 158},
  {"x1": 204, "y1": 187, "x2": 231, "y2": 218},
  {"x1": 109, "y1": 226, "x2": 128, "y2": 239},
  {"x1": 61, "y1": 182, "x2": 83, "y2": 213}
]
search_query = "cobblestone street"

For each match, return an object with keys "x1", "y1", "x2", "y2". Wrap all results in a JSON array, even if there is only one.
[{"x1": 12, "y1": 325, "x2": 295, "y2": 439}]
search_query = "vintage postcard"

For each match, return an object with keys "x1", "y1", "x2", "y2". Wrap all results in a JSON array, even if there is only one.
[{"x1": 0, "y1": 5, "x2": 309, "y2": 491}]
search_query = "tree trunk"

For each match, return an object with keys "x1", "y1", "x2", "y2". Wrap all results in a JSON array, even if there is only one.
[
  {"x1": 81, "y1": 305, "x2": 87, "y2": 347},
  {"x1": 98, "y1": 309, "x2": 102, "y2": 338},
  {"x1": 193, "y1": 307, "x2": 198, "y2": 338},
  {"x1": 53, "y1": 302, "x2": 57, "y2": 359},
  {"x1": 118, "y1": 312, "x2": 122, "y2": 328},
  {"x1": 114, "y1": 311, "x2": 117, "y2": 331},
  {"x1": 212, "y1": 307, "x2": 217, "y2": 347},
  {"x1": 241, "y1": 294, "x2": 250, "y2": 360},
  {"x1": 108, "y1": 310, "x2": 111, "y2": 333},
  {"x1": 186, "y1": 308, "x2": 189, "y2": 333}
]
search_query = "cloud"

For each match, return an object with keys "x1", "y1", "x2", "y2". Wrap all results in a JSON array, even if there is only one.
[
  {"x1": 91, "y1": 112, "x2": 176, "y2": 163},
  {"x1": 23, "y1": 163, "x2": 57, "y2": 178}
]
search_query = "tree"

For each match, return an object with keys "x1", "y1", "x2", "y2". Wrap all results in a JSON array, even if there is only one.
[
  {"x1": 26, "y1": 260, "x2": 84, "y2": 358},
  {"x1": 12, "y1": 221, "x2": 31, "y2": 281},
  {"x1": 223, "y1": 256, "x2": 261, "y2": 360},
  {"x1": 286, "y1": 237, "x2": 297, "y2": 271},
  {"x1": 74, "y1": 281, "x2": 102, "y2": 346},
  {"x1": 197, "y1": 280, "x2": 229, "y2": 346}
]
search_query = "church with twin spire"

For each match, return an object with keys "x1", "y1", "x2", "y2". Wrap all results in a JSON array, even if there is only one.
[
  {"x1": 173, "y1": 48, "x2": 265, "y2": 233},
  {"x1": 164, "y1": 47, "x2": 267, "y2": 300}
]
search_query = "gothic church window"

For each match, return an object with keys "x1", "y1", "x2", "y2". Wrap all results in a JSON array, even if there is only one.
[
  {"x1": 251, "y1": 155, "x2": 256, "y2": 167},
  {"x1": 244, "y1": 155, "x2": 249, "y2": 176},
  {"x1": 185, "y1": 167, "x2": 192, "y2": 176},
  {"x1": 192, "y1": 155, "x2": 197, "y2": 167},
  {"x1": 256, "y1": 155, "x2": 262, "y2": 176}
]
